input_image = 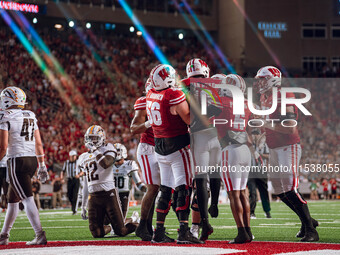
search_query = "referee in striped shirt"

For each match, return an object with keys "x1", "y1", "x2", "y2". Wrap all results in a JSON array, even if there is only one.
[{"x1": 61, "y1": 150, "x2": 80, "y2": 215}]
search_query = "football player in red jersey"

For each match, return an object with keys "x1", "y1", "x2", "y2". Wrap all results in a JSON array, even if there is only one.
[
  {"x1": 212, "y1": 74, "x2": 254, "y2": 243},
  {"x1": 130, "y1": 78, "x2": 161, "y2": 241},
  {"x1": 146, "y1": 64, "x2": 203, "y2": 244},
  {"x1": 182, "y1": 58, "x2": 221, "y2": 241},
  {"x1": 255, "y1": 66, "x2": 319, "y2": 242}
]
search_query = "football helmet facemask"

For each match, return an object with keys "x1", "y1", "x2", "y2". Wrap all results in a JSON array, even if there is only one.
[
  {"x1": 84, "y1": 125, "x2": 106, "y2": 151},
  {"x1": 150, "y1": 64, "x2": 176, "y2": 91},
  {"x1": 0, "y1": 86, "x2": 26, "y2": 109},
  {"x1": 254, "y1": 66, "x2": 281, "y2": 94},
  {"x1": 114, "y1": 143, "x2": 128, "y2": 161},
  {"x1": 212, "y1": 74, "x2": 246, "y2": 97},
  {"x1": 145, "y1": 77, "x2": 153, "y2": 93},
  {"x1": 186, "y1": 58, "x2": 210, "y2": 78}
]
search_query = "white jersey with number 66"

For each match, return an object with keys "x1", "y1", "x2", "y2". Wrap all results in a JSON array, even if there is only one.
[{"x1": 0, "y1": 109, "x2": 38, "y2": 158}]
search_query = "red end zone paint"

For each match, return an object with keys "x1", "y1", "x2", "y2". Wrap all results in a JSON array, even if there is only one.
[{"x1": 1, "y1": 240, "x2": 340, "y2": 255}]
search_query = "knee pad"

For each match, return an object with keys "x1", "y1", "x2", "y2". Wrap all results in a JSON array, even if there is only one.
[
  {"x1": 156, "y1": 185, "x2": 172, "y2": 214},
  {"x1": 176, "y1": 185, "x2": 190, "y2": 212}
]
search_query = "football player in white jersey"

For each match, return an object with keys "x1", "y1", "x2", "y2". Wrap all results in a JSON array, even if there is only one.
[
  {"x1": 0, "y1": 87, "x2": 49, "y2": 245},
  {"x1": 113, "y1": 143, "x2": 146, "y2": 218},
  {"x1": 80, "y1": 125, "x2": 138, "y2": 238},
  {"x1": 0, "y1": 152, "x2": 8, "y2": 211}
]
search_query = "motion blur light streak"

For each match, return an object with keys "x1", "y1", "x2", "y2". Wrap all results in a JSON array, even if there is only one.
[
  {"x1": 118, "y1": 0, "x2": 170, "y2": 65},
  {"x1": 0, "y1": 10, "x2": 70, "y2": 106},
  {"x1": 181, "y1": 0, "x2": 236, "y2": 74},
  {"x1": 173, "y1": 0, "x2": 223, "y2": 71},
  {"x1": 5, "y1": 10, "x2": 95, "y2": 124}
]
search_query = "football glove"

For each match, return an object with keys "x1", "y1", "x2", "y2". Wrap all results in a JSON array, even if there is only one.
[
  {"x1": 37, "y1": 163, "x2": 49, "y2": 183},
  {"x1": 81, "y1": 207, "x2": 88, "y2": 220}
]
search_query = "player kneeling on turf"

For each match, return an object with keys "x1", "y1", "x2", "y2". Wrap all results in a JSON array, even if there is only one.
[{"x1": 79, "y1": 125, "x2": 138, "y2": 238}]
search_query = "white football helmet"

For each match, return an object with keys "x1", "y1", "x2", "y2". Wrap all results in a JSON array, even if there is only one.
[
  {"x1": 145, "y1": 77, "x2": 152, "y2": 93},
  {"x1": 255, "y1": 66, "x2": 281, "y2": 94},
  {"x1": 0, "y1": 86, "x2": 26, "y2": 109},
  {"x1": 212, "y1": 74, "x2": 246, "y2": 97},
  {"x1": 186, "y1": 58, "x2": 210, "y2": 78},
  {"x1": 150, "y1": 64, "x2": 176, "y2": 91},
  {"x1": 84, "y1": 125, "x2": 106, "y2": 151},
  {"x1": 114, "y1": 143, "x2": 128, "y2": 161}
]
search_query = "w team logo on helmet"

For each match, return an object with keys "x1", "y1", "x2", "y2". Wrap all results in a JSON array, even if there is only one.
[
  {"x1": 114, "y1": 143, "x2": 128, "y2": 161},
  {"x1": 255, "y1": 66, "x2": 282, "y2": 94},
  {"x1": 0, "y1": 86, "x2": 26, "y2": 109},
  {"x1": 186, "y1": 58, "x2": 210, "y2": 78},
  {"x1": 150, "y1": 64, "x2": 176, "y2": 91},
  {"x1": 84, "y1": 125, "x2": 106, "y2": 150}
]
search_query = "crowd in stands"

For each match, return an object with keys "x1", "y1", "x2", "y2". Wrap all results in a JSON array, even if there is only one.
[{"x1": 0, "y1": 25, "x2": 339, "y2": 186}]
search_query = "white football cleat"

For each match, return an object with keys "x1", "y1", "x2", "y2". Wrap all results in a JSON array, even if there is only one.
[
  {"x1": 131, "y1": 211, "x2": 140, "y2": 223},
  {"x1": 0, "y1": 233, "x2": 9, "y2": 245},
  {"x1": 190, "y1": 224, "x2": 199, "y2": 239},
  {"x1": 26, "y1": 231, "x2": 47, "y2": 245}
]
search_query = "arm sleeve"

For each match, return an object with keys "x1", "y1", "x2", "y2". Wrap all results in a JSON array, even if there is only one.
[
  {"x1": 130, "y1": 170, "x2": 142, "y2": 185},
  {"x1": 82, "y1": 178, "x2": 89, "y2": 210}
]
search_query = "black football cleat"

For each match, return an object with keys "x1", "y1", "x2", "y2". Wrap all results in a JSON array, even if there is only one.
[
  {"x1": 296, "y1": 218, "x2": 319, "y2": 238},
  {"x1": 136, "y1": 225, "x2": 152, "y2": 241},
  {"x1": 177, "y1": 227, "x2": 205, "y2": 244},
  {"x1": 208, "y1": 204, "x2": 219, "y2": 218},
  {"x1": 300, "y1": 228, "x2": 319, "y2": 242},
  {"x1": 199, "y1": 223, "x2": 213, "y2": 241},
  {"x1": 151, "y1": 227, "x2": 174, "y2": 243},
  {"x1": 229, "y1": 228, "x2": 251, "y2": 244}
]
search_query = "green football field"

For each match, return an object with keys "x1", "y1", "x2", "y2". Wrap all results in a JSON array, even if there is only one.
[{"x1": 2, "y1": 200, "x2": 340, "y2": 243}]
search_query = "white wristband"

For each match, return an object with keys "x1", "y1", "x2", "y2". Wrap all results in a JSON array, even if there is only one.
[
  {"x1": 36, "y1": 154, "x2": 45, "y2": 158},
  {"x1": 144, "y1": 121, "x2": 151, "y2": 129}
]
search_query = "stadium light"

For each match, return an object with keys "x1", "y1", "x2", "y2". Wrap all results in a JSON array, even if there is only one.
[
  {"x1": 69, "y1": 21, "x2": 74, "y2": 28},
  {"x1": 54, "y1": 24, "x2": 62, "y2": 29},
  {"x1": 178, "y1": 33, "x2": 184, "y2": 40},
  {"x1": 33, "y1": 18, "x2": 37, "y2": 24},
  {"x1": 86, "y1": 22, "x2": 91, "y2": 29},
  {"x1": 129, "y1": 26, "x2": 135, "y2": 32},
  {"x1": 136, "y1": 31, "x2": 142, "y2": 36}
]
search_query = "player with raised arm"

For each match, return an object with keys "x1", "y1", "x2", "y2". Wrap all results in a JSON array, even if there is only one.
[
  {"x1": 182, "y1": 58, "x2": 221, "y2": 241},
  {"x1": 255, "y1": 66, "x2": 319, "y2": 242},
  {"x1": 131, "y1": 78, "x2": 161, "y2": 241},
  {"x1": 147, "y1": 64, "x2": 202, "y2": 244},
  {"x1": 80, "y1": 125, "x2": 137, "y2": 238},
  {"x1": 0, "y1": 87, "x2": 48, "y2": 245},
  {"x1": 113, "y1": 143, "x2": 146, "y2": 218},
  {"x1": 212, "y1": 74, "x2": 253, "y2": 243}
]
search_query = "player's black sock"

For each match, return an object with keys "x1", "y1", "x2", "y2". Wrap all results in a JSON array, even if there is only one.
[
  {"x1": 179, "y1": 222, "x2": 189, "y2": 231},
  {"x1": 284, "y1": 190, "x2": 313, "y2": 229},
  {"x1": 278, "y1": 192, "x2": 300, "y2": 217},
  {"x1": 156, "y1": 222, "x2": 164, "y2": 229},
  {"x1": 196, "y1": 177, "x2": 209, "y2": 221},
  {"x1": 209, "y1": 177, "x2": 221, "y2": 205},
  {"x1": 147, "y1": 201, "x2": 155, "y2": 235}
]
